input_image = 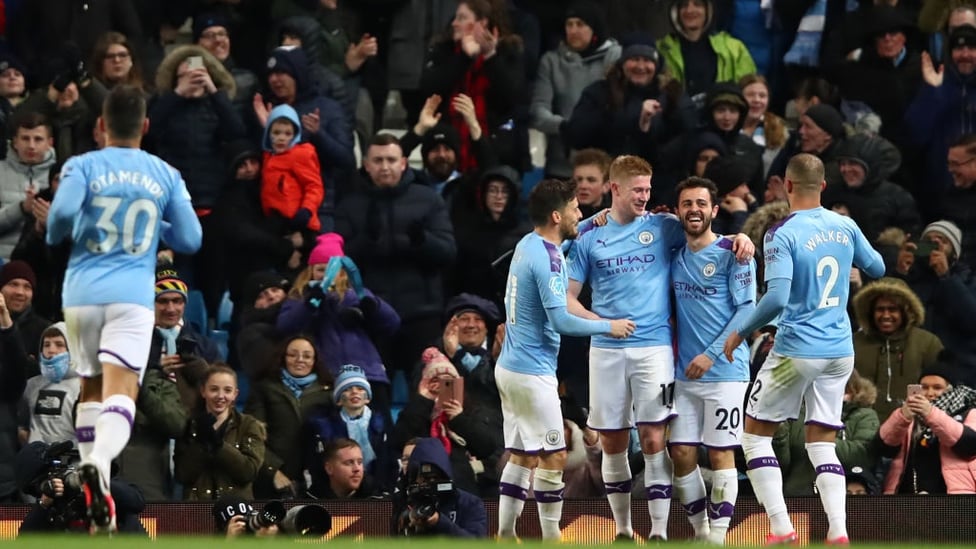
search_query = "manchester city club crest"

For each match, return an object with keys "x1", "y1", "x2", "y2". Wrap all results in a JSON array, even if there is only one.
[
  {"x1": 702, "y1": 263, "x2": 716, "y2": 277},
  {"x1": 638, "y1": 231, "x2": 654, "y2": 245},
  {"x1": 549, "y1": 276, "x2": 565, "y2": 297},
  {"x1": 545, "y1": 429, "x2": 561, "y2": 445}
]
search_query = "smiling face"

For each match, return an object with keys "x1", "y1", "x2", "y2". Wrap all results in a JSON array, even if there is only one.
[
  {"x1": 455, "y1": 311, "x2": 488, "y2": 347},
  {"x1": 742, "y1": 81, "x2": 768, "y2": 120},
  {"x1": 952, "y1": 44, "x2": 976, "y2": 75},
  {"x1": 875, "y1": 30, "x2": 906, "y2": 60},
  {"x1": 612, "y1": 174, "x2": 651, "y2": 219},
  {"x1": 947, "y1": 144, "x2": 976, "y2": 188},
  {"x1": 558, "y1": 197, "x2": 583, "y2": 240},
  {"x1": 872, "y1": 296, "x2": 903, "y2": 336},
  {"x1": 1, "y1": 278, "x2": 32, "y2": 314},
  {"x1": 799, "y1": 115, "x2": 833, "y2": 153},
  {"x1": 154, "y1": 294, "x2": 185, "y2": 328},
  {"x1": 622, "y1": 56, "x2": 656, "y2": 87},
  {"x1": 198, "y1": 25, "x2": 231, "y2": 61},
  {"x1": 677, "y1": 186, "x2": 716, "y2": 237},
  {"x1": 0, "y1": 67, "x2": 25, "y2": 98},
  {"x1": 919, "y1": 374, "x2": 950, "y2": 401},
  {"x1": 679, "y1": 0, "x2": 708, "y2": 33},
  {"x1": 452, "y1": 3, "x2": 483, "y2": 42},
  {"x1": 284, "y1": 338, "x2": 316, "y2": 378},
  {"x1": 201, "y1": 372, "x2": 239, "y2": 416},
  {"x1": 268, "y1": 71, "x2": 297, "y2": 103},
  {"x1": 339, "y1": 385, "x2": 370, "y2": 414},
  {"x1": 839, "y1": 159, "x2": 867, "y2": 188}
]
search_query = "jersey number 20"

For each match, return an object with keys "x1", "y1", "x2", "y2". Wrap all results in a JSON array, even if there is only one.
[{"x1": 85, "y1": 196, "x2": 159, "y2": 255}]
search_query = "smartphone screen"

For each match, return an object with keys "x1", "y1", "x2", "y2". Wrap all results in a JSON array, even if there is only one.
[
  {"x1": 913, "y1": 241, "x2": 937, "y2": 258},
  {"x1": 436, "y1": 377, "x2": 464, "y2": 408},
  {"x1": 907, "y1": 384, "x2": 923, "y2": 398},
  {"x1": 186, "y1": 56, "x2": 204, "y2": 71}
]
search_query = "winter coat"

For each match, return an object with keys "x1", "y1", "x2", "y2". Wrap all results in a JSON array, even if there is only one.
[
  {"x1": 822, "y1": 134, "x2": 921, "y2": 243},
  {"x1": 10, "y1": 308, "x2": 52, "y2": 378},
  {"x1": 853, "y1": 278, "x2": 944, "y2": 419},
  {"x1": 14, "y1": 84, "x2": 100, "y2": 162},
  {"x1": 0, "y1": 145, "x2": 56, "y2": 260},
  {"x1": 531, "y1": 39, "x2": 622, "y2": 178},
  {"x1": 244, "y1": 376, "x2": 334, "y2": 491},
  {"x1": 277, "y1": 288, "x2": 400, "y2": 383},
  {"x1": 117, "y1": 366, "x2": 187, "y2": 501},
  {"x1": 175, "y1": 408, "x2": 267, "y2": 501},
  {"x1": 148, "y1": 323, "x2": 218, "y2": 413},
  {"x1": 305, "y1": 407, "x2": 394, "y2": 490},
  {"x1": 387, "y1": 0, "x2": 457, "y2": 91},
  {"x1": 335, "y1": 168, "x2": 456, "y2": 322},
  {"x1": 774, "y1": 402, "x2": 880, "y2": 496},
  {"x1": 261, "y1": 106, "x2": 324, "y2": 232},
  {"x1": 11, "y1": 186, "x2": 70, "y2": 321},
  {"x1": 880, "y1": 403, "x2": 976, "y2": 494},
  {"x1": 148, "y1": 45, "x2": 246, "y2": 209},
  {"x1": 0, "y1": 324, "x2": 28, "y2": 499},
  {"x1": 938, "y1": 185, "x2": 976, "y2": 273},
  {"x1": 832, "y1": 46, "x2": 921, "y2": 144}
]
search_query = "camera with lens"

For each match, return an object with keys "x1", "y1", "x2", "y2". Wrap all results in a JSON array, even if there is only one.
[
  {"x1": 20, "y1": 441, "x2": 86, "y2": 531},
  {"x1": 397, "y1": 463, "x2": 454, "y2": 535},
  {"x1": 246, "y1": 500, "x2": 286, "y2": 533}
]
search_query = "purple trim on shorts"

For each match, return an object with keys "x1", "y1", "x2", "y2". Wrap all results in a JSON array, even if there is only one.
[
  {"x1": 499, "y1": 482, "x2": 528, "y2": 501},
  {"x1": 645, "y1": 484, "x2": 672, "y2": 500},
  {"x1": 102, "y1": 405, "x2": 134, "y2": 428},
  {"x1": 75, "y1": 426, "x2": 95, "y2": 443},
  {"x1": 683, "y1": 497, "x2": 707, "y2": 515},
  {"x1": 708, "y1": 501, "x2": 735, "y2": 520},
  {"x1": 815, "y1": 463, "x2": 845, "y2": 476},
  {"x1": 636, "y1": 413, "x2": 677, "y2": 427},
  {"x1": 804, "y1": 419, "x2": 844, "y2": 430},
  {"x1": 705, "y1": 443, "x2": 741, "y2": 450},
  {"x1": 604, "y1": 480, "x2": 633, "y2": 494},
  {"x1": 746, "y1": 456, "x2": 780, "y2": 470},
  {"x1": 534, "y1": 488, "x2": 564, "y2": 503},
  {"x1": 98, "y1": 348, "x2": 141, "y2": 373},
  {"x1": 505, "y1": 447, "x2": 566, "y2": 456},
  {"x1": 745, "y1": 412, "x2": 799, "y2": 424},
  {"x1": 588, "y1": 426, "x2": 632, "y2": 432},
  {"x1": 668, "y1": 441, "x2": 701, "y2": 447}
]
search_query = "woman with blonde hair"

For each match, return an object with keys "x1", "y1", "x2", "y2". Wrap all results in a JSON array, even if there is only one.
[
  {"x1": 277, "y1": 233, "x2": 400, "y2": 421},
  {"x1": 739, "y1": 74, "x2": 787, "y2": 180}
]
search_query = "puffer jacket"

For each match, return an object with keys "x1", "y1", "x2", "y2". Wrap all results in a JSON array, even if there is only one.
[
  {"x1": 823, "y1": 134, "x2": 921, "y2": 242},
  {"x1": 0, "y1": 145, "x2": 56, "y2": 260},
  {"x1": 147, "y1": 45, "x2": 246, "y2": 209},
  {"x1": 880, "y1": 402, "x2": 976, "y2": 494},
  {"x1": 853, "y1": 277, "x2": 944, "y2": 419}
]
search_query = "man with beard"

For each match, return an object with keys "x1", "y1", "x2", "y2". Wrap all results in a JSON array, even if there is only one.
[
  {"x1": 566, "y1": 156, "x2": 753, "y2": 541},
  {"x1": 495, "y1": 178, "x2": 635, "y2": 542},
  {"x1": 668, "y1": 177, "x2": 755, "y2": 544}
]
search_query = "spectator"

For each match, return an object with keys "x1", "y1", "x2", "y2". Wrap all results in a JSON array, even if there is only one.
[
  {"x1": 270, "y1": 0, "x2": 376, "y2": 82},
  {"x1": 702, "y1": 155, "x2": 757, "y2": 235},
  {"x1": 90, "y1": 32, "x2": 146, "y2": 92},
  {"x1": 894, "y1": 220, "x2": 976, "y2": 385},
  {"x1": 0, "y1": 282, "x2": 28, "y2": 503},
  {"x1": 420, "y1": 0, "x2": 527, "y2": 172},
  {"x1": 0, "y1": 261, "x2": 50, "y2": 376},
  {"x1": 260, "y1": 104, "x2": 325, "y2": 237},
  {"x1": 655, "y1": 0, "x2": 757, "y2": 102},
  {"x1": 245, "y1": 335, "x2": 335, "y2": 499},
  {"x1": 392, "y1": 347, "x2": 503, "y2": 497},
  {"x1": 306, "y1": 366, "x2": 393, "y2": 492},
  {"x1": 148, "y1": 45, "x2": 246, "y2": 317},
  {"x1": 564, "y1": 34, "x2": 695, "y2": 169},
  {"x1": 941, "y1": 133, "x2": 976, "y2": 270},
  {"x1": 150, "y1": 268, "x2": 217, "y2": 413},
  {"x1": 175, "y1": 365, "x2": 267, "y2": 501},
  {"x1": 572, "y1": 148, "x2": 611, "y2": 218},
  {"x1": 879, "y1": 353, "x2": 976, "y2": 494},
  {"x1": 530, "y1": 1, "x2": 621, "y2": 178},
  {"x1": 451, "y1": 165, "x2": 528, "y2": 306},
  {"x1": 769, "y1": 103, "x2": 847, "y2": 186},
  {"x1": 17, "y1": 322, "x2": 78, "y2": 445},
  {"x1": 308, "y1": 437, "x2": 378, "y2": 500},
  {"x1": 440, "y1": 293, "x2": 504, "y2": 412},
  {"x1": 253, "y1": 45, "x2": 355, "y2": 228},
  {"x1": 773, "y1": 371, "x2": 881, "y2": 496},
  {"x1": 739, "y1": 74, "x2": 788, "y2": 180},
  {"x1": 0, "y1": 53, "x2": 29, "y2": 158},
  {"x1": 904, "y1": 24, "x2": 976, "y2": 218},
  {"x1": 823, "y1": 133, "x2": 921, "y2": 243},
  {"x1": 234, "y1": 271, "x2": 291, "y2": 379},
  {"x1": 193, "y1": 12, "x2": 258, "y2": 127},
  {"x1": 335, "y1": 133, "x2": 456, "y2": 384},
  {"x1": 921, "y1": 4, "x2": 976, "y2": 65},
  {"x1": 0, "y1": 112, "x2": 57, "y2": 261},
  {"x1": 853, "y1": 277, "x2": 944, "y2": 420},
  {"x1": 277, "y1": 232, "x2": 400, "y2": 419}
]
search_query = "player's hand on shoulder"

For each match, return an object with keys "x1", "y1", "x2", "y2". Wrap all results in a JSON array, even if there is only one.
[
  {"x1": 593, "y1": 208, "x2": 610, "y2": 227},
  {"x1": 608, "y1": 318, "x2": 636, "y2": 339},
  {"x1": 730, "y1": 233, "x2": 755, "y2": 262},
  {"x1": 685, "y1": 354, "x2": 714, "y2": 380}
]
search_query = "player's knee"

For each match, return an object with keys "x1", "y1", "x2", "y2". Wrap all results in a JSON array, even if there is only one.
[
  {"x1": 669, "y1": 444, "x2": 698, "y2": 471},
  {"x1": 600, "y1": 430, "x2": 631, "y2": 454},
  {"x1": 535, "y1": 467, "x2": 564, "y2": 486},
  {"x1": 540, "y1": 449, "x2": 567, "y2": 470},
  {"x1": 706, "y1": 448, "x2": 736, "y2": 470}
]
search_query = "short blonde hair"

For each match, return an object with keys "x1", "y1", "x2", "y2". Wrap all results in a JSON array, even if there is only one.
[
  {"x1": 608, "y1": 155, "x2": 652, "y2": 185},
  {"x1": 785, "y1": 153, "x2": 825, "y2": 194}
]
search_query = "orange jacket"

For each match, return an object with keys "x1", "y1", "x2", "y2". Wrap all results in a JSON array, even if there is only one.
[{"x1": 261, "y1": 142, "x2": 324, "y2": 231}]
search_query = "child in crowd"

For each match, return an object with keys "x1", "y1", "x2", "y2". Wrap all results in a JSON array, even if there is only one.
[
  {"x1": 18, "y1": 322, "x2": 80, "y2": 445},
  {"x1": 261, "y1": 104, "x2": 324, "y2": 238}
]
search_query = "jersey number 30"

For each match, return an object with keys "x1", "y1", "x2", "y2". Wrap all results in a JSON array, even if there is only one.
[
  {"x1": 816, "y1": 255, "x2": 840, "y2": 309},
  {"x1": 85, "y1": 196, "x2": 159, "y2": 255}
]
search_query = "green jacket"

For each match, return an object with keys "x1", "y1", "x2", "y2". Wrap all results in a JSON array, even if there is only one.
[
  {"x1": 774, "y1": 403, "x2": 880, "y2": 497},
  {"x1": 656, "y1": 32, "x2": 756, "y2": 89},
  {"x1": 174, "y1": 408, "x2": 267, "y2": 501}
]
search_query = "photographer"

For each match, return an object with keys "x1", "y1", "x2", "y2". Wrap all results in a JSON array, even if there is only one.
[
  {"x1": 214, "y1": 495, "x2": 332, "y2": 539},
  {"x1": 392, "y1": 437, "x2": 486, "y2": 537},
  {"x1": 16, "y1": 441, "x2": 146, "y2": 534}
]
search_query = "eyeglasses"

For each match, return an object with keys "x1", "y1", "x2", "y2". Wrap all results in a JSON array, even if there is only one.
[
  {"x1": 104, "y1": 52, "x2": 131, "y2": 61},
  {"x1": 286, "y1": 352, "x2": 314, "y2": 361},
  {"x1": 200, "y1": 29, "x2": 229, "y2": 40},
  {"x1": 948, "y1": 157, "x2": 976, "y2": 169}
]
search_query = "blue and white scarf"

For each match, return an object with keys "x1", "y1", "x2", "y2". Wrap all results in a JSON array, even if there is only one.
[
  {"x1": 341, "y1": 407, "x2": 376, "y2": 467},
  {"x1": 281, "y1": 370, "x2": 318, "y2": 399}
]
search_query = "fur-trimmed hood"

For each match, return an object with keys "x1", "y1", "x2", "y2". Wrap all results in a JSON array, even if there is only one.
[
  {"x1": 155, "y1": 45, "x2": 237, "y2": 99},
  {"x1": 853, "y1": 277, "x2": 925, "y2": 338}
]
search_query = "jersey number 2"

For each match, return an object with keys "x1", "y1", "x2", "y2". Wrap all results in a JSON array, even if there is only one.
[
  {"x1": 86, "y1": 196, "x2": 159, "y2": 255},
  {"x1": 816, "y1": 256, "x2": 840, "y2": 309}
]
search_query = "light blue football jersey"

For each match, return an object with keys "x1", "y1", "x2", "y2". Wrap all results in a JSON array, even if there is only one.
[
  {"x1": 672, "y1": 237, "x2": 755, "y2": 382},
  {"x1": 47, "y1": 147, "x2": 202, "y2": 309},
  {"x1": 567, "y1": 212, "x2": 685, "y2": 348},
  {"x1": 764, "y1": 207, "x2": 883, "y2": 358}
]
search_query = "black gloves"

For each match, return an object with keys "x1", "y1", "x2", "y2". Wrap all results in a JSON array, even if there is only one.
[
  {"x1": 291, "y1": 208, "x2": 312, "y2": 230},
  {"x1": 195, "y1": 412, "x2": 221, "y2": 451},
  {"x1": 359, "y1": 296, "x2": 378, "y2": 317}
]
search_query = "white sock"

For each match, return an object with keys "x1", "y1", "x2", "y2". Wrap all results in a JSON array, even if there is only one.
[
  {"x1": 806, "y1": 442, "x2": 848, "y2": 541},
  {"x1": 674, "y1": 467, "x2": 709, "y2": 538},
  {"x1": 708, "y1": 468, "x2": 740, "y2": 545},
  {"x1": 498, "y1": 462, "x2": 531, "y2": 538},
  {"x1": 643, "y1": 451, "x2": 673, "y2": 539},
  {"x1": 75, "y1": 401, "x2": 103, "y2": 463},
  {"x1": 602, "y1": 451, "x2": 633, "y2": 537},
  {"x1": 533, "y1": 468, "x2": 565, "y2": 541},
  {"x1": 89, "y1": 394, "x2": 136, "y2": 493},
  {"x1": 741, "y1": 433, "x2": 793, "y2": 536}
]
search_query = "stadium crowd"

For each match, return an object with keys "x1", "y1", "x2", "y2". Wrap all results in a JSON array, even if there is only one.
[{"x1": 0, "y1": 0, "x2": 975, "y2": 525}]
